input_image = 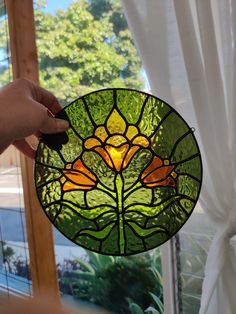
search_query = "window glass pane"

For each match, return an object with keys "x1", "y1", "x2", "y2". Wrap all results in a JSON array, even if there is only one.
[
  {"x1": 178, "y1": 203, "x2": 215, "y2": 314},
  {"x1": 0, "y1": 3, "x2": 32, "y2": 297},
  {"x1": 0, "y1": 152, "x2": 32, "y2": 297},
  {"x1": 35, "y1": 1, "x2": 163, "y2": 313}
]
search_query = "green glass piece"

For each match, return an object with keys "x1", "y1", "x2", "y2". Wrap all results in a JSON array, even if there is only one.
[
  {"x1": 63, "y1": 190, "x2": 86, "y2": 207},
  {"x1": 125, "y1": 195, "x2": 182, "y2": 218},
  {"x1": 84, "y1": 89, "x2": 114, "y2": 125},
  {"x1": 139, "y1": 97, "x2": 171, "y2": 137},
  {"x1": 59, "y1": 201, "x2": 115, "y2": 220},
  {"x1": 36, "y1": 142, "x2": 64, "y2": 168},
  {"x1": 38, "y1": 180, "x2": 62, "y2": 207},
  {"x1": 116, "y1": 89, "x2": 147, "y2": 124},
  {"x1": 35, "y1": 163, "x2": 61, "y2": 187},
  {"x1": 65, "y1": 98, "x2": 94, "y2": 139},
  {"x1": 151, "y1": 112, "x2": 189, "y2": 159},
  {"x1": 59, "y1": 127, "x2": 83, "y2": 162},
  {"x1": 175, "y1": 157, "x2": 202, "y2": 180},
  {"x1": 77, "y1": 222, "x2": 116, "y2": 240},
  {"x1": 127, "y1": 221, "x2": 167, "y2": 238},
  {"x1": 35, "y1": 88, "x2": 202, "y2": 256},
  {"x1": 82, "y1": 151, "x2": 115, "y2": 190},
  {"x1": 122, "y1": 149, "x2": 152, "y2": 190},
  {"x1": 86, "y1": 189, "x2": 116, "y2": 207}
]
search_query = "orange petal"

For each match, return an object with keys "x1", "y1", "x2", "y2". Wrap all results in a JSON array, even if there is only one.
[
  {"x1": 63, "y1": 181, "x2": 94, "y2": 192},
  {"x1": 106, "y1": 135, "x2": 127, "y2": 147},
  {"x1": 95, "y1": 147, "x2": 114, "y2": 169},
  {"x1": 145, "y1": 177, "x2": 176, "y2": 188},
  {"x1": 141, "y1": 156, "x2": 163, "y2": 180},
  {"x1": 132, "y1": 135, "x2": 150, "y2": 148},
  {"x1": 72, "y1": 159, "x2": 97, "y2": 182},
  {"x1": 84, "y1": 137, "x2": 101, "y2": 149},
  {"x1": 143, "y1": 165, "x2": 176, "y2": 184},
  {"x1": 126, "y1": 125, "x2": 139, "y2": 140},
  {"x1": 63, "y1": 170, "x2": 96, "y2": 186},
  {"x1": 105, "y1": 144, "x2": 129, "y2": 171},
  {"x1": 123, "y1": 146, "x2": 140, "y2": 169},
  {"x1": 95, "y1": 126, "x2": 108, "y2": 141},
  {"x1": 106, "y1": 109, "x2": 126, "y2": 134}
]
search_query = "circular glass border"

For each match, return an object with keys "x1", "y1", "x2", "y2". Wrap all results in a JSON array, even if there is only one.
[{"x1": 35, "y1": 88, "x2": 203, "y2": 256}]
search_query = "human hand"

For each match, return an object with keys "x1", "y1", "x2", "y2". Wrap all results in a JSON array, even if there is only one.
[
  {"x1": 0, "y1": 295, "x2": 107, "y2": 314},
  {"x1": 0, "y1": 78, "x2": 69, "y2": 159}
]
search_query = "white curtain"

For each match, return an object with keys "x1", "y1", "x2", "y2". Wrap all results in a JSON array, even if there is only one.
[{"x1": 121, "y1": 0, "x2": 236, "y2": 313}]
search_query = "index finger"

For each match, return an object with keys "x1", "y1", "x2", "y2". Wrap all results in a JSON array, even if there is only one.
[{"x1": 29, "y1": 81, "x2": 62, "y2": 115}]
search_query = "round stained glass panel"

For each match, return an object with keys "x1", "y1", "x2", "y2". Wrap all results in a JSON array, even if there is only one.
[{"x1": 35, "y1": 88, "x2": 202, "y2": 256}]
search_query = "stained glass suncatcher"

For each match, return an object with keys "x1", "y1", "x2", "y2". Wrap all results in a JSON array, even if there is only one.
[{"x1": 35, "y1": 88, "x2": 202, "y2": 256}]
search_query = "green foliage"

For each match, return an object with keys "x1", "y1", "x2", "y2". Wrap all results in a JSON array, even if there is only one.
[
  {"x1": 61, "y1": 249, "x2": 163, "y2": 314},
  {"x1": 0, "y1": 242, "x2": 31, "y2": 280},
  {"x1": 0, "y1": 15, "x2": 12, "y2": 86},
  {"x1": 33, "y1": 0, "x2": 143, "y2": 103},
  {"x1": 2, "y1": 241, "x2": 15, "y2": 265},
  {"x1": 89, "y1": 0, "x2": 128, "y2": 35}
]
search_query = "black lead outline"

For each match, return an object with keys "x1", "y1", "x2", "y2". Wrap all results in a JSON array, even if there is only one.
[
  {"x1": 82, "y1": 97, "x2": 97, "y2": 128},
  {"x1": 113, "y1": 89, "x2": 117, "y2": 109},
  {"x1": 124, "y1": 194, "x2": 194, "y2": 220},
  {"x1": 48, "y1": 200, "x2": 116, "y2": 225},
  {"x1": 36, "y1": 161, "x2": 98, "y2": 186},
  {"x1": 35, "y1": 87, "x2": 203, "y2": 256},
  {"x1": 177, "y1": 173, "x2": 201, "y2": 183},
  {"x1": 168, "y1": 129, "x2": 194, "y2": 160},
  {"x1": 44, "y1": 199, "x2": 116, "y2": 211},
  {"x1": 126, "y1": 219, "x2": 171, "y2": 238},
  {"x1": 174, "y1": 153, "x2": 200, "y2": 166},
  {"x1": 67, "y1": 120, "x2": 84, "y2": 141},
  {"x1": 72, "y1": 221, "x2": 117, "y2": 242},
  {"x1": 136, "y1": 94, "x2": 150, "y2": 125},
  {"x1": 36, "y1": 165, "x2": 117, "y2": 202},
  {"x1": 149, "y1": 109, "x2": 173, "y2": 139}
]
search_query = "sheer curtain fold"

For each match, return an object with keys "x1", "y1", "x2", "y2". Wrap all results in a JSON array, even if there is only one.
[
  {"x1": 121, "y1": 1, "x2": 171, "y2": 103},
  {"x1": 122, "y1": 0, "x2": 236, "y2": 313}
]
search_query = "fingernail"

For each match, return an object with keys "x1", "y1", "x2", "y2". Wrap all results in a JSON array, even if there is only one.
[{"x1": 57, "y1": 119, "x2": 70, "y2": 130}]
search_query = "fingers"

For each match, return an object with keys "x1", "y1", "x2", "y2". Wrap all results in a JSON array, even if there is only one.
[
  {"x1": 33, "y1": 84, "x2": 62, "y2": 115},
  {"x1": 34, "y1": 130, "x2": 42, "y2": 138},
  {"x1": 40, "y1": 114, "x2": 70, "y2": 134},
  {"x1": 19, "y1": 78, "x2": 62, "y2": 115},
  {"x1": 13, "y1": 139, "x2": 36, "y2": 159}
]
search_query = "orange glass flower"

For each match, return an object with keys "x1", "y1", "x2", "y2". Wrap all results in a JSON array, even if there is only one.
[
  {"x1": 141, "y1": 156, "x2": 177, "y2": 188},
  {"x1": 84, "y1": 109, "x2": 150, "y2": 172},
  {"x1": 60, "y1": 159, "x2": 97, "y2": 192}
]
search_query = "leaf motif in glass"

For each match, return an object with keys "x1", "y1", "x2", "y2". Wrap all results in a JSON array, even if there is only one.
[{"x1": 35, "y1": 88, "x2": 202, "y2": 256}]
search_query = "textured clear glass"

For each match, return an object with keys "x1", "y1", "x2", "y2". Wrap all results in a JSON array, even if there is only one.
[{"x1": 35, "y1": 88, "x2": 202, "y2": 255}]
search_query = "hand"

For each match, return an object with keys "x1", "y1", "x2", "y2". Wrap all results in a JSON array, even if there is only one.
[
  {"x1": 0, "y1": 295, "x2": 107, "y2": 314},
  {"x1": 0, "y1": 78, "x2": 69, "y2": 159}
]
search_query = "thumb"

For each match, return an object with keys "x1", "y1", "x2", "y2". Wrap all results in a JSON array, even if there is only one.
[{"x1": 40, "y1": 115, "x2": 70, "y2": 134}]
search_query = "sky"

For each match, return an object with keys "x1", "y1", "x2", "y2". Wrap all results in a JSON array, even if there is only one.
[{"x1": 43, "y1": 0, "x2": 71, "y2": 14}]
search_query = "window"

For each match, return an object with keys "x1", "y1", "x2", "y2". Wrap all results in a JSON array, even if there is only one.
[
  {"x1": 35, "y1": 1, "x2": 164, "y2": 313},
  {"x1": 178, "y1": 205, "x2": 214, "y2": 314},
  {"x1": 0, "y1": 0, "x2": 32, "y2": 297}
]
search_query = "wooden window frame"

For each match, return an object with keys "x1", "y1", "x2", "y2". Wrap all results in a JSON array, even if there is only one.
[{"x1": 5, "y1": 0, "x2": 60, "y2": 301}]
